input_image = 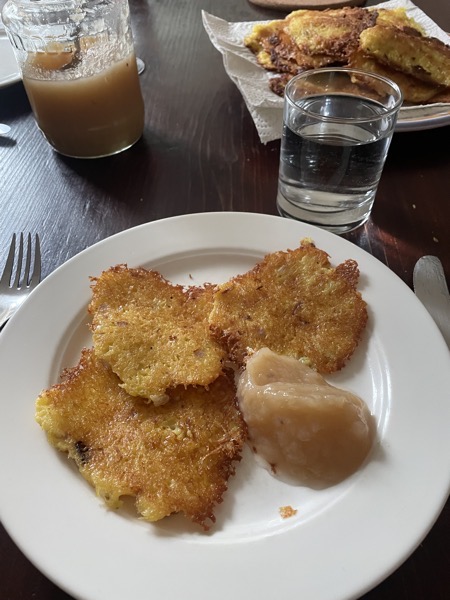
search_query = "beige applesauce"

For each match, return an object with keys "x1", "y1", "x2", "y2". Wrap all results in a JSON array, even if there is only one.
[
  {"x1": 237, "y1": 348, "x2": 375, "y2": 488},
  {"x1": 22, "y1": 50, "x2": 144, "y2": 158}
]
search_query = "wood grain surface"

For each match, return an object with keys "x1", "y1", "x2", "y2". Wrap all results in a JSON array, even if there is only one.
[{"x1": 0, "y1": 0, "x2": 449, "y2": 599}]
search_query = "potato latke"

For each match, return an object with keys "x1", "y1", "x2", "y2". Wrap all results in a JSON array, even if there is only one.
[
  {"x1": 89, "y1": 265, "x2": 226, "y2": 404},
  {"x1": 35, "y1": 349, "x2": 246, "y2": 530},
  {"x1": 244, "y1": 6, "x2": 376, "y2": 75},
  {"x1": 208, "y1": 240, "x2": 367, "y2": 373},
  {"x1": 359, "y1": 24, "x2": 450, "y2": 88}
]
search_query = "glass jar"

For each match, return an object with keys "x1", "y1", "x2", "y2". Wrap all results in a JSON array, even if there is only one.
[{"x1": 1, "y1": 0, "x2": 145, "y2": 158}]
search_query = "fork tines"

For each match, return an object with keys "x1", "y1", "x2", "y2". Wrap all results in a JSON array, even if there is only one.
[{"x1": 1, "y1": 233, "x2": 41, "y2": 289}]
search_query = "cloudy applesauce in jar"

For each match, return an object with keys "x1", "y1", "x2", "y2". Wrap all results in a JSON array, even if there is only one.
[{"x1": 22, "y1": 45, "x2": 144, "y2": 158}]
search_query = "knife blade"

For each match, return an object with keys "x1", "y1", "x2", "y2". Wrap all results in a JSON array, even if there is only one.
[{"x1": 413, "y1": 256, "x2": 450, "y2": 349}]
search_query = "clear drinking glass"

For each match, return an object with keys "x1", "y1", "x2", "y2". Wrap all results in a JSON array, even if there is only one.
[
  {"x1": 2, "y1": 0, "x2": 145, "y2": 158},
  {"x1": 277, "y1": 68, "x2": 403, "y2": 234}
]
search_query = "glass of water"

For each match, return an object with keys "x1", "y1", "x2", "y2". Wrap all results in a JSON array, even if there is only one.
[{"x1": 277, "y1": 68, "x2": 403, "y2": 234}]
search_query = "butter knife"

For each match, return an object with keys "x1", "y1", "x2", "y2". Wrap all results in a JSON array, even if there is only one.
[{"x1": 413, "y1": 256, "x2": 450, "y2": 349}]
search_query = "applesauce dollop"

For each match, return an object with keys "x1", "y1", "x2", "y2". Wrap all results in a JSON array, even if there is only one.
[{"x1": 237, "y1": 348, "x2": 375, "y2": 488}]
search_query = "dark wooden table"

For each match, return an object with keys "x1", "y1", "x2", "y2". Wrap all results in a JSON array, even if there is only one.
[{"x1": 1, "y1": 0, "x2": 449, "y2": 598}]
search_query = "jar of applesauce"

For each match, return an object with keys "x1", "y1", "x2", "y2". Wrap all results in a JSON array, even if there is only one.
[{"x1": 2, "y1": 0, "x2": 145, "y2": 158}]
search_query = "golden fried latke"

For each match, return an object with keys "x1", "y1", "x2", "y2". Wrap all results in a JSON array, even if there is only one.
[
  {"x1": 208, "y1": 240, "x2": 367, "y2": 373},
  {"x1": 284, "y1": 6, "x2": 377, "y2": 61},
  {"x1": 88, "y1": 265, "x2": 226, "y2": 403},
  {"x1": 359, "y1": 24, "x2": 450, "y2": 87},
  {"x1": 35, "y1": 349, "x2": 246, "y2": 530},
  {"x1": 244, "y1": 7, "x2": 377, "y2": 75},
  {"x1": 349, "y1": 48, "x2": 447, "y2": 105}
]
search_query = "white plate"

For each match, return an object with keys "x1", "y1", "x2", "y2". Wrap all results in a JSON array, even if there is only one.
[
  {"x1": 0, "y1": 33, "x2": 20, "y2": 88},
  {"x1": 1, "y1": 212, "x2": 449, "y2": 600}
]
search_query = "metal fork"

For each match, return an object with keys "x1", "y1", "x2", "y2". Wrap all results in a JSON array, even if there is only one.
[{"x1": 0, "y1": 233, "x2": 41, "y2": 328}]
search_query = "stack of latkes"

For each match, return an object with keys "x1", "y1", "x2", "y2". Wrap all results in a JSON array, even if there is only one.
[{"x1": 244, "y1": 6, "x2": 450, "y2": 105}]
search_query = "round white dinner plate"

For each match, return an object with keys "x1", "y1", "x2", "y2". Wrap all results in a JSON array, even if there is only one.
[
  {"x1": 0, "y1": 212, "x2": 449, "y2": 600},
  {"x1": 0, "y1": 33, "x2": 20, "y2": 88}
]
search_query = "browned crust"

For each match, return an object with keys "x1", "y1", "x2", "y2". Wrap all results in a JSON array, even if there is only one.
[
  {"x1": 359, "y1": 24, "x2": 450, "y2": 87},
  {"x1": 246, "y1": 7, "x2": 378, "y2": 75},
  {"x1": 36, "y1": 348, "x2": 247, "y2": 530},
  {"x1": 88, "y1": 264, "x2": 226, "y2": 401},
  {"x1": 245, "y1": 6, "x2": 450, "y2": 103},
  {"x1": 208, "y1": 241, "x2": 368, "y2": 373}
]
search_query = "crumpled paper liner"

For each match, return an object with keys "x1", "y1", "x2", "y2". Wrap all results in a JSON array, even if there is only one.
[{"x1": 202, "y1": 0, "x2": 450, "y2": 143}]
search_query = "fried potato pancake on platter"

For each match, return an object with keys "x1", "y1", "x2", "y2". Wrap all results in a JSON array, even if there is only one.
[
  {"x1": 284, "y1": 6, "x2": 377, "y2": 63},
  {"x1": 244, "y1": 6, "x2": 377, "y2": 75},
  {"x1": 208, "y1": 240, "x2": 367, "y2": 373},
  {"x1": 348, "y1": 48, "x2": 448, "y2": 104},
  {"x1": 359, "y1": 24, "x2": 450, "y2": 88},
  {"x1": 35, "y1": 349, "x2": 246, "y2": 530},
  {"x1": 88, "y1": 265, "x2": 226, "y2": 404}
]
